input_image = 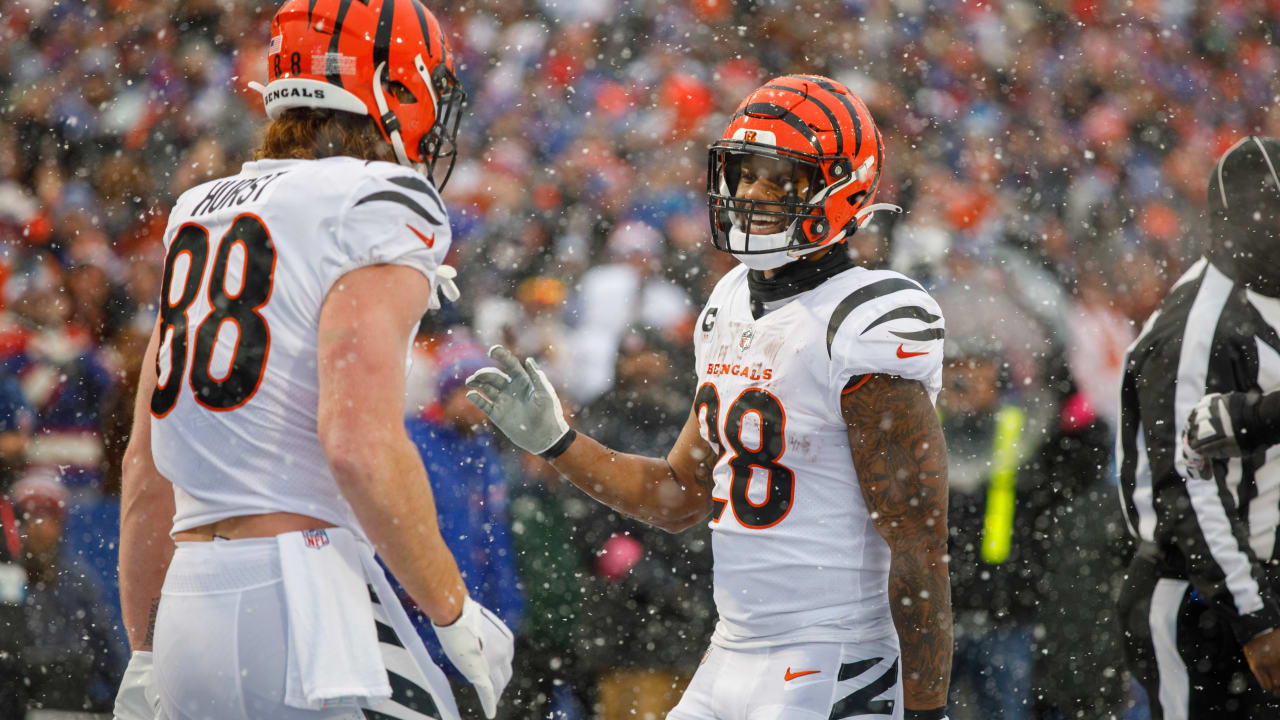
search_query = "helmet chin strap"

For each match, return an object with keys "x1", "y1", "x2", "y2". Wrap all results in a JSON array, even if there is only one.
[
  {"x1": 371, "y1": 62, "x2": 412, "y2": 167},
  {"x1": 854, "y1": 202, "x2": 903, "y2": 227},
  {"x1": 727, "y1": 223, "x2": 821, "y2": 271}
]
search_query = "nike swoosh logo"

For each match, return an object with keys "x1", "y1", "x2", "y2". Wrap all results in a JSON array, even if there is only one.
[
  {"x1": 897, "y1": 344, "x2": 928, "y2": 358},
  {"x1": 406, "y1": 223, "x2": 435, "y2": 248},
  {"x1": 784, "y1": 668, "x2": 821, "y2": 681}
]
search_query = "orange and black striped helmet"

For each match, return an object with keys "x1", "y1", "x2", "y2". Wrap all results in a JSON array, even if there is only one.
[
  {"x1": 708, "y1": 75, "x2": 894, "y2": 256},
  {"x1": 252, "y1": 0, "x2": 465, "y2": 188}
]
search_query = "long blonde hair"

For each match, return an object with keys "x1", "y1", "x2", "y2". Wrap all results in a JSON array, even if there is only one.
[{"x1": 254, "y1": 109, "x2": 396, "y2": 163}]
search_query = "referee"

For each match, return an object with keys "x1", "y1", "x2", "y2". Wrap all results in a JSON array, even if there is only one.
[{"x1": 1116, "y1": 136, "x2": 1280, "y2": 719}]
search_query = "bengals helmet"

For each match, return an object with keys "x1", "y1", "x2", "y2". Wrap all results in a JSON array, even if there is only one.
[
  {"x1": 708, "y1": 75, "x2": 896, "y2": 257},
  {"x1": 251, "y1": 0, "x2": 465, "y2": 188}
]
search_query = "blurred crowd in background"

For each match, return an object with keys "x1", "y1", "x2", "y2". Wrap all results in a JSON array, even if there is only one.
[{"x1": 1, "y1": 0, "x2": 1278, "y2": 717}]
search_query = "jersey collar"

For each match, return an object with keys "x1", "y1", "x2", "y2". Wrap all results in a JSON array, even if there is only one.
[{"x1": 747, "y1": 247, "x2": 855, "y2": 316}]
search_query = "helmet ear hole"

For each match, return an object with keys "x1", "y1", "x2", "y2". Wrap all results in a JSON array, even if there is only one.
[{"x1": 384, "y1": 80, "x2": 417, "y2": 104}]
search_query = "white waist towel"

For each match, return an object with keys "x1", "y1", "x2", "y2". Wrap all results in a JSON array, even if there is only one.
[
  {"x1": 278, "y1": 527, "x2": 391, "y2": 709},
  {"x1": 278, "y1": 526, "x2": 462, "y2": 720}
]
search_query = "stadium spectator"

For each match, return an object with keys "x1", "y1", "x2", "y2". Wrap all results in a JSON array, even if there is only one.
[
  {"x1": 13, "y1": 469, "x2": 127, "y2": 713},
  {"x1": 393, "y1": 345, "x2": 525, "y2": 719},
  {"x1": 567, "y1": 222, "x2": 694, "y2": 404},
  {"x1": 0, "y1": 371, "x2": 32, "y2": 486},
  {"x1": 939, "y1": 335, "x2": 1036, "y2": 720},
  {"x1": 0, "y1": 479, "x2": 29, "y2": 718},
  {"x1": 1021, "y1": 392, "x2": 1132, "y2": 719},
  {"x1": 505, "y1": 454, "x2": 592, "y2": 720},
  {"x1": 574, "y1": 327, "x2": 713, "y2": 720}
]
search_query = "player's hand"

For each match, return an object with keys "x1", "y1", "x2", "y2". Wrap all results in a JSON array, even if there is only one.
[
  {"x1": 113, "y1": 650, "x2": 161, "y2": 720},
  {"x1": 1244, "y1": 627, "x2": 1280, "y2": 696},
  {"x1": 465, "y1": 345, "x2": 571, "y2": 456},
  {"x1": 1186, "y1": 392, "x2": 1260, "y2": 458},
  {"x1": 433, "y1": 597, "x2": 515, "y2": 719}
]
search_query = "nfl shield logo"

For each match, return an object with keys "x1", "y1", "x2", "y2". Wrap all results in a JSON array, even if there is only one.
[
  {"x1": 739, "y1": 328, "x2": 754, "y2": 351},
  {"x1": 302, "y1": 529, "x2": 330, "y2": 549}
]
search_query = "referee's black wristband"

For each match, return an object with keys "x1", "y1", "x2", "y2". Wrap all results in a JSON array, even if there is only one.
[
  {"x1": 906, "y1": 708, "x2": 947, "y2": 720},
  {"x1": 539, "y1": 429, "x2": 577, "y2": 461}
]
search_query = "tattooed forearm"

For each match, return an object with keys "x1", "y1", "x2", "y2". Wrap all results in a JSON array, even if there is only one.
[
  {"x1": 144, "y1": 597, "x2": 161, "y2": 647},
  {"x1": 842, "y1": 374, "x2": 952, "y2": 710}
]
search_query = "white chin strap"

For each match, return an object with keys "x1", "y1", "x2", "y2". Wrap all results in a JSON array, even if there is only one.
[
  {"x1": 854, "y1": 202, "x2": 903, "y2": 227},
  {"x1": 371, "y1": 61, "x2": 412, "y2": 167},
  {"x1": 727, "y1": 223, "x2": 821, "y2": 271}
]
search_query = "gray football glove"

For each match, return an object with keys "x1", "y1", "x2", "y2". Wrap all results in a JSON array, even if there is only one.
[
  {"x1": 1186, "y1": 392, "x2": 1255, "y2": 458},
  {"x1": 465, "y1": 345, "x2": 573, "y2": 457}
]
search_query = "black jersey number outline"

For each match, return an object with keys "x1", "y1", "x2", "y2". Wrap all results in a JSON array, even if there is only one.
[
  {"x1": 695, "y1": 382, "x2": 794, "y2": 529},
  {"x1": 151, "y1": 214, "x2": 276, "y2": 416}
]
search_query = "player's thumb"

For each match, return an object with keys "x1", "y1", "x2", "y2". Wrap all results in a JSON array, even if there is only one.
[{"x1": 472, "y1": 674, "x2": 498, "y2": 719}]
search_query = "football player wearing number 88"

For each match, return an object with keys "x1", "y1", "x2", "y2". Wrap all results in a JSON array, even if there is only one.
[
  {"x1": 115, "y1": 2, "x2": 513, "y2": 720},
  {"x1": 468, "y1": 75, "x2": 951, "y2": 720}
]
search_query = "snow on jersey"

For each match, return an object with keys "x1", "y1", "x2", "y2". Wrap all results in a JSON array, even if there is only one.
[
  {"x1": 693, "y1": 263, "x2": 944, "y2": 649},
  {"x1": 151, "y1": 156, "x2": 451, "y2": 537}
]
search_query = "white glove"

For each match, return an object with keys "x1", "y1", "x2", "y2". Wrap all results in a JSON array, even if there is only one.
[
  {"x1": 114, "y1": 650, "x2": 161, "y2": 720},
  {"x1": 433, "y1": 597, "x2": 514, "y2": 719},
  {"x1": 465, "y1": 345, "x2": 573, "y2": 457}
]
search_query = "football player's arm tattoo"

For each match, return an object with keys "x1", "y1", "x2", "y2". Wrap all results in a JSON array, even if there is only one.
[
  {"x1": 119, "y1": 317, "x2": 177, "y2": 651},
  {"x1": 843, "y1": 374, "x2": 952, "y2": 712},
  {"x1": 548, "y1": 404, "x2": 717, "y2": 533}
]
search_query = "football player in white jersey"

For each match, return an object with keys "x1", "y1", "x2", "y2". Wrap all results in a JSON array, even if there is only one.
[
  {"x1": 466, "y1": 75, "x2": 952, "y2": 720},
  {"x1": 113, "y1": 2, "x2": 513, "y2": 719}
]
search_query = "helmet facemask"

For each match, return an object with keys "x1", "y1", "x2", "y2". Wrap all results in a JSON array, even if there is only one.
[
  {"x1": 372, "y1": 54, "x2": 467, "y2": 189},
  {"x1": 708, "y1": 141, "x2": 830, "y2": 268},
  {"x1": 418, "y1": 61, "x2": 466, "y2": 190}
]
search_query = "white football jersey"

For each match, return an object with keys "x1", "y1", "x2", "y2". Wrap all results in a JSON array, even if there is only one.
[
  {"x1": 692, "y1": 263, "x2": 944, "y2": 649},
  {"x1": 151, "y1": 156, "x2": 451, "y2": 536}
]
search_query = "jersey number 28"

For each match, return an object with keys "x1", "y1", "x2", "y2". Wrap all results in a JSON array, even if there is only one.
[
  {"x1": 151, "y1": 214, "x2": 276, "y2": 416},
  {"x1": 694, "y1": 383, "x2": 795, "y2": 529}
]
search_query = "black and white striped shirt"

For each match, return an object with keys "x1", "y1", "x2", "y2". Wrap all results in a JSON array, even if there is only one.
[{"x1": 1118, "y1": 257, "x2": 1280, "y2": 640}]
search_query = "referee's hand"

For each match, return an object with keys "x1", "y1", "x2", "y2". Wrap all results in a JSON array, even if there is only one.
[
  {"x1": 1186, "y1": 392, "x2": 1256, "y2": 458},
  {"x1": 1244, "y1": 628, "x2": 1280, "y2": 696}
]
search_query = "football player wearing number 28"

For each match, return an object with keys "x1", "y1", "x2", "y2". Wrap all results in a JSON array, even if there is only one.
[
  {"x1": 113, "y1": 2, "x2": 514, "y2": 720},
  {"x1": 468, "y1": 76, "x2": 952, "y2": 720}
]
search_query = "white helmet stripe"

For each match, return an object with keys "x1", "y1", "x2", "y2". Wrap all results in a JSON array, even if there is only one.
[{"x1": 249, "y1": 78, "x2": 368, "y2": 120}]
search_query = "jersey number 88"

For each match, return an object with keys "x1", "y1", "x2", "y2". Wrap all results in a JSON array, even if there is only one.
[{"x1": 151, "y1": 214, "x2": 276, "y2": 417}]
